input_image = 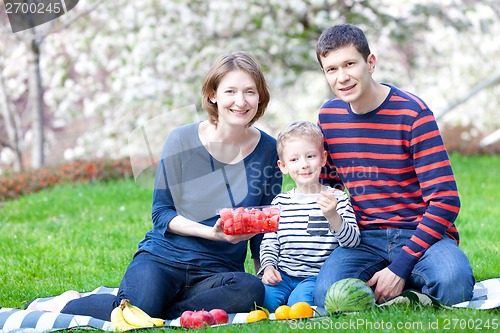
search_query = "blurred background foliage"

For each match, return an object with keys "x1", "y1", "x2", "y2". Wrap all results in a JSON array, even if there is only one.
[{"x1": 0, "y1": 0, "x2": 499, "y2": 174}]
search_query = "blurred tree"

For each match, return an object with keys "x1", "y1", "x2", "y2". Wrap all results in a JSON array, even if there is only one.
[
  {"x1": 0, "y1": 0, "x2": 97, "y2": 170},
  {"x1": 0, "y1": 55, "x2": 23, "y2": 171},
  {"x1": 0, "y1": 0, "x2": 498, "y2": 172}
]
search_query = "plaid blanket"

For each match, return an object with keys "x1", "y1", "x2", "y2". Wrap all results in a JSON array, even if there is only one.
[{"x1": 1, "y1": 278, "x2": 499, "y2": 332}]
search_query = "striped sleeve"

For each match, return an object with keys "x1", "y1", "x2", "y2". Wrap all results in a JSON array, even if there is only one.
[
  {"x1": 258, "y1": 195, "x2": 287, "y2": 275},
  {"x1": 259, "y1": 225, "x2": 280, "y2": 275},
  {"x1": 390, "y1": 102, "x2": 460, "y2": 279}
]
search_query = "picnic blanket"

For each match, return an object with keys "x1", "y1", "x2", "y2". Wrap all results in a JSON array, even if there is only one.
[{"x1": 1, "y1": 278, "x2": 499, "y2": 332}]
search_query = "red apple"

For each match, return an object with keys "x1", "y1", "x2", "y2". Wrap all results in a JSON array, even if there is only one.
[
  {"x1": 190, "y1": 310, "x2": 214, "y2": 328},
  {"x1": 209, "y1": 308, "x2": 229, "y2": 324},
  {"x1": 180, "y1": 310, "x2": 194, "y2": 328}
]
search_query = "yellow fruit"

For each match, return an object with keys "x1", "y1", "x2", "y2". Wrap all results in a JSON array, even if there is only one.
[
  {"x1": 122, "y1": 299, "x2": 164, "y2": 327},
  {"x1": 274, "y1": 305, "x2": 291, "y2": 320},
  {"x1": 246, "y1": 309, "x2": 268, "y2": 323},
  {"x1": 288, "y1": 302, "x2": 315, "y2": 319},
  {"x1": 110, "y1": 305, "x2": 136, "y2": 331}
]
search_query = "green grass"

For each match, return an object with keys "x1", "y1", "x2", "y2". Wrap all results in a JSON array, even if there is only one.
[
  {"x1": 0, "y1": 181, "x2": 153, "y2": 309},
  {"x1": 0, "y1": 154, "x2": 499, "y2": 332},
  {"x1": 449, "y1": 154, "x2": 500, "y2": 280}
]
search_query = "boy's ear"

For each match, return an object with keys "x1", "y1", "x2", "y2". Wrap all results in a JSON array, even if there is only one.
[
  {"x1": 277, "y1": 160, "x2": 289, "y2": 174},
  {"x1": 321, "y1": 150, "x2": 328, "y2": 166}
]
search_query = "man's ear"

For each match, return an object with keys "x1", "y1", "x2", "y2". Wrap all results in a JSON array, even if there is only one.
[
  {"x1": 277, "y1": 160, "x2": 289, "y2": 174},
  {"x1": 367, "y1": 53, "x2": 377, "y2": 74}
]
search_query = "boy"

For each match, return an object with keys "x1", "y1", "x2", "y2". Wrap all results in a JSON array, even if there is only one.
[{"x1": 259, "y1": 121, "x2": 360, "y2": 312}]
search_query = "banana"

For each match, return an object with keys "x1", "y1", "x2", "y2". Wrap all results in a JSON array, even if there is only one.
[
  {"x1": 121, "y1": 299, "x2": 164, "y2": 328},
  {"x1": 110, "y1": 303, "x2": 137, "y2": 332},
  {"x1": 127, "y1": 302, "x2": 164, "y2": 327}
]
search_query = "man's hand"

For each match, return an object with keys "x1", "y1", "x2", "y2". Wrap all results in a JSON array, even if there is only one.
[{"x1": 367, "y1": 268, "x2": 405, "y2": 304}]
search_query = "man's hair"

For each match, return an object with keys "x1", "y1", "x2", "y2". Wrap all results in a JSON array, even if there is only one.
[
  {"x1": 277, "y1": 121, "x2": 325, "y2": 160},
  {"x1": 201, "y1": 51, "x2": 270, "y2": 127},
  {"x1": 316, "y1": 24, "x2": 371, "y2": 68}
]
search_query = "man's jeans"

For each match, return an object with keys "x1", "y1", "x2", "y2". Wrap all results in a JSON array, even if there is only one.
[{"x1": 313, "y1": 229, "x2": 474, "y2": 307}]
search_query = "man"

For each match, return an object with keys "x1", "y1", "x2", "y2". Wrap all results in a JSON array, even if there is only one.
[{"x1": 313, "y1": 24, "x2": 474, "y2": 306}]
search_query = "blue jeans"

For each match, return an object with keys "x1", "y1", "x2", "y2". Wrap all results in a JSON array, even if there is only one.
[
  {"x1": 263, "y1": 271, "x2": 316, "y2": 312},
  {"x1": 62, "y1": 251, "x2": 264, "y2": 320},
  {"x1": 313, "y1": 229, "x2": 474, "y2": 307}
]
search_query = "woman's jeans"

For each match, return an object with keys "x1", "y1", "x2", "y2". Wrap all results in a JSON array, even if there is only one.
[
  {"x1": 263, "y1": 271, "x2": 316, "y2": 312},
  {"x1": 62, "y1": 251, "x2": 264, "y2": 320},
  {"x1": 313, "y1": 229, "x2": 474, "y2": 307}
]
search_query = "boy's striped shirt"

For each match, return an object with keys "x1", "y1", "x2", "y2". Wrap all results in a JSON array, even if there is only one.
[
  {"x1": 318, "y1": 84, "x2": 461, "y2": 280},
  {"x1": 259, "y1": 188, "x2": 360, "y2": 278}
]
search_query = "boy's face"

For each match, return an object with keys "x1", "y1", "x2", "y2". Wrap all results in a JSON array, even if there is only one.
[
  {"x1": 278, "y1": 138, "x2": 327, "y2": 189},
  {"x1": 320, "y1": 44, "x2": 375, "y2": 106}
]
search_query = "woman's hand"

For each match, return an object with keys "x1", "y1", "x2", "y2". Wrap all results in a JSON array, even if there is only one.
[
  {"x1": 213, "y1": 218, "x2": 256, "y2": 244},
  {"x1": 167, "y1": 216, "x2": 255, "y2": 242},
  {"x1": 262, "y1": 266, "x2": 282, "y2": 285}
]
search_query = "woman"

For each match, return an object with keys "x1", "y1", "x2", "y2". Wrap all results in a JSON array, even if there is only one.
[{"x1": 28, "y1": 51, "x2": 282, "y2": 320}]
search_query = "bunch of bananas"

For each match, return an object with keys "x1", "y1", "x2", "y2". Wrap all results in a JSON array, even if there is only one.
[{"x1": 110, "y1": 299, "x2": 164, "y2": 331}]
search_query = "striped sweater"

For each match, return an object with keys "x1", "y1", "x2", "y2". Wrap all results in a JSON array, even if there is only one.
[
  {"x1": 259, "y1": 187, "x2": 360, "y2": 278},
  {"x1": 318, "y1": 84, "x2": 461, "y2": 280}
]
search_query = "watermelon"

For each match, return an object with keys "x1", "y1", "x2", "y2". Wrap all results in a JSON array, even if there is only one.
[
  {"x1": 324, "y1": 278, "x2": 375, "y2": 314},
  {"x1": 218, "y1": 206, "x2": 280, "y2": 235}
]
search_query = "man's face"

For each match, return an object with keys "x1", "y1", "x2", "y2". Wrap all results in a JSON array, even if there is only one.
[{"x1": 320, "y1": 44, "x2": 374, "y2": 106}]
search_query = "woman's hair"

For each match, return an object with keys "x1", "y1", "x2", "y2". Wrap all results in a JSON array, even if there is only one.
[
  {"x1": 201, "y1": 51, "x2": 270, "y2": 127},
  {"x1": 277, "y1": 121, "x2": 325, "y2": 160},
  {"x1": 316, "y1": 24, "x2": 371, "y2": 69}
]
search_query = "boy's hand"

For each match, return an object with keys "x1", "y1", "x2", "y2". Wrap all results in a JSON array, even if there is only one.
[
  {"x1": 317, "y1": 189, "x2": 339, "y2": 221},
  {"x1": 262, "y1": 266, "x2": 282, "y2": 285},
  {"x1": 317, "y1": 189, "x2": 343, "y2": 232}
]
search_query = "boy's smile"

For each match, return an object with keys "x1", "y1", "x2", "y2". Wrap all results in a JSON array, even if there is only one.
[{"x1": 277, "y1": 138, "x2": 327, "y2": 194}]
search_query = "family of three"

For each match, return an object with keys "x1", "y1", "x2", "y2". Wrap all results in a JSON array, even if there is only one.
[{"x1": 28, "y1": 24, "x2": 474, "y2": 320}]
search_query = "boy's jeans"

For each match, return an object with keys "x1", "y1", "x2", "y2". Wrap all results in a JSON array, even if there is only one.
[
  {"x1": 314, "y1": 229, "x2": 474, "y2": 307},
  {"x1": 263, "y1": 270, "x2": 316, "y2": 312}
]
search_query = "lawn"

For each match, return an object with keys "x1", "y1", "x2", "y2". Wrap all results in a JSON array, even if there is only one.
[{"x1": 0, "y1": 154, "x2": 499, "y2": 332}]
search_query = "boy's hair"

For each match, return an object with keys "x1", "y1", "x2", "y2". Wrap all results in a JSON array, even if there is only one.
[
  {"x1": 277, "y1": 121, "x2": 325, "y2": 160},
  {"x1": 201, "y1": 51, "x2": 270, "y2": 127},
  {"x1": 316, "y1": 24, "x2": 371, "y2": 69}
]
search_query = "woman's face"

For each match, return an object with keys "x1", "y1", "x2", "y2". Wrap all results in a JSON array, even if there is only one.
[{"x1": 212, "y1": 70, "x2": 260, "y2": 128}]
